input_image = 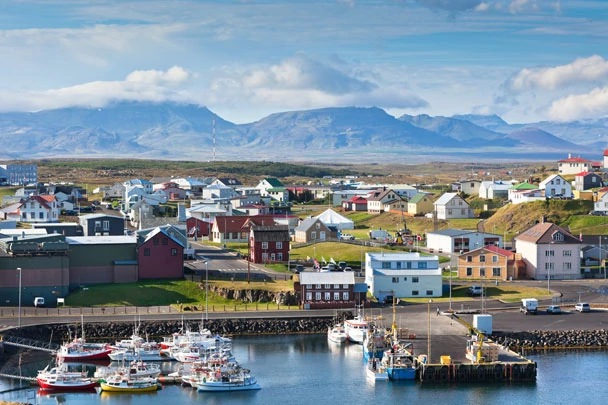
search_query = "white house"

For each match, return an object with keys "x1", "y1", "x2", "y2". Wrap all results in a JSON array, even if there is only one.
[
  {"x1": 123, "y1": 178, "x2": 153, "y2": 195},
  {"x1": 364, "y1": 252, "x2": 442, "y2": 302},
  {"x1": 594, "y1": 192, "x2": 608, "y2": 215},
  {"x1": 426, "y1": 229, "x2": 502, "y2": 253},
  {"x1": 514, "y1": 221, "x2": 581, "y2": 280},
  {"x1": 478, "y1": 181, "x2": 513, "y2": 199},
  {"x1": 539, "y1": 174, "x2": 572, "y2": 198},
  {"x1": 18, "y1": 195, "x2": 60, "y2": 223},
  {"x1": 452, "y1": 179, "x2": 482, "y2": 195},
  {"x1": 433, "y1": 193, "x2": 474, "y2": 220},
  {"x1": 367, "y1": 188, "x2": 404, "y2": 214},
  {"x1": 510, "y1": 189, "x2": 544, "y2": 205},
  {"x1": 557, "y1": 155, "x2": 592, "y2": 176},
  {"x1": 203, "y1": 184, "x2": 236, "y2": 200}
]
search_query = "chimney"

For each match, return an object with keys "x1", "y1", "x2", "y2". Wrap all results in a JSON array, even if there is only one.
[{"x1": 568, "y1": 153, "x2": 572, "y2": 159}]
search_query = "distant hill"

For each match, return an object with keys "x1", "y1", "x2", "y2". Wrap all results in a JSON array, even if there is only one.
[{"x1": 0, "y1": 101, "x2": 598, "y2": 162}]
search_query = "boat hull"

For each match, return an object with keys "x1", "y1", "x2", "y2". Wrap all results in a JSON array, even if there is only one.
[
  {"x1": 196, "y1": 380, "x2": 261, "y2": 392},
  {"x1": 37, "y1": 379, "x2": 98, "y2": 391},
  {"x1": 366, "y1": 367, "x2": 389, "y2": 382},
  {"x1": 99, "y1": 382, "x2": 159, "y2": 393},
  {"x1": 386, "y1": 367, "x2": 417, "y2": 380}
]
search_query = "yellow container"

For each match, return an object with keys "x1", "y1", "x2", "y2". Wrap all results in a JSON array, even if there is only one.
[{"x1": 440, "y1": 355, "x2": 452, "y2": 365}]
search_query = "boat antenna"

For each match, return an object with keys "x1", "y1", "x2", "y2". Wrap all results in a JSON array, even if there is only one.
[{"x1": 391, "y1": 290, "x2": 397, "y2": 337}]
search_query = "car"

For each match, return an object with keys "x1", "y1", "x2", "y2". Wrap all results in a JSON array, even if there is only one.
[
  {"x1": 340, "y1": 233, "x2": 355, "y2": 241},
  {"x1": 294, "y1": 264, "x2": 304, "y2": 274},
  {"x1": 467, "y1": 286, "x2": 483, "y2": 296},
  {"x1": 575, "y1": 302, "x2": 590, "y2": 312},
  {"x1": 338, "y1": 261, "x2": 347, "y2": 270},
  {"x1": 33, "y1": 297, "x2": 45, "y2": 307},
  {"x1": 343, "y1": 266, "x2": 353, "y2": 272},
  {"x1": 546, "y1": 305, "x2": 561, "y2": 314},
  {"x1": 383, "y1": 295, "x2": 394, "y2": 305}
]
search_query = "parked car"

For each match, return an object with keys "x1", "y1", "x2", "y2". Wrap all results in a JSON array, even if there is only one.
[
  {"x1": 338, "y1": 261, "x2": 347, "y2": 270},
  {"x1": 343, "y1": 266, "x2": 353, "y2": 272},
  {"x1": 340, "y1": 233, "x2": 355, "y2": 241},
  {"x1": 33, "y1": 297, "x2": 45, "y2": 307},
  {"x1": 467, "y1": 286, "x2": 483, "y2": 296},
  {"x1": 575, "y1": 302, "x2": 590, "y2": 312},
  {"x1": 294, "y1": 264, "x2": 304, "y2": 274},
  {"x1": 546, "y1": 305, "x2": 561, "y2": 314}
]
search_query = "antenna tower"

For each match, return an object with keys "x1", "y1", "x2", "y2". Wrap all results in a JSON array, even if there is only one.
[{"x1": 212, "y1": 116, "x2": 216, "y2": 161}]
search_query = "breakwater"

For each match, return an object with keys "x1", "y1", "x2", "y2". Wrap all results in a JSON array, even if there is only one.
[{"x1": 492, "y1": 330, "x2": 608, "y2": 350}]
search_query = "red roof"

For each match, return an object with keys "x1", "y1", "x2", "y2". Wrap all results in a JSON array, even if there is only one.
[
  {"x1": 348, "y1": 196, "x2": 367, "y2": 203},
  {"x1": 484, "y1": 245, "x2": 514, "y2": 256},
  {"x1": 576, "y1": 171, "x2": 591, "y2": 177},
  {"x1": 558, "y1": 157, "x2": 591, "y2": 163},
  {"x1": 604, "y1": 149, "x2": 608, "y2": 156}
]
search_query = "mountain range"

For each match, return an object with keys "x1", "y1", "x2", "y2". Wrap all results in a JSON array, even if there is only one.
[{"x1": 0, "y1": 101, "x2": 604, "y2": 163}]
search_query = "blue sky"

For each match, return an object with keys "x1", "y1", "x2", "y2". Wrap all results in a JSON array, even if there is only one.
[{"x1": 0, "y1": 0, "x2": 607, "y2": 124}]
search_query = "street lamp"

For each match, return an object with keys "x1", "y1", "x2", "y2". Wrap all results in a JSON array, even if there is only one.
[
  {"x1": 448, "y1": 266, "x2": 452, "y2": 311},
  {"x1": 205, "y1": 261, "x2": 209, "y2": 321},
  {"x1": 17, "y1": 267, "x2": 21, "y2": 330},
  {"x1": 427, "y1": 299, "x2": 433, "y2": 363}
]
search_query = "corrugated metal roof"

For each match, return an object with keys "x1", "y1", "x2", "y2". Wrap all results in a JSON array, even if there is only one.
[{"x1": 299, "y1": 271, "x2": 355, "y2": 284}]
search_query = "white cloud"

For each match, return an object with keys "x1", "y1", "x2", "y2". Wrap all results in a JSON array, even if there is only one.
[
  {"x1": 504, "y1": 55, "x2": 608, "y2": 93},
  {"x1": 415, "y1": 0, "x2": 484, "y2": 12},
  {"x1": 508, "y1": 0, "x2": 539, "y2": 14},
  {"x1": 474, "y1": 2, "x2": 490, "y2": 11},
  {"x1": 548, "y1": 86, "x2": 608, "y2": 121}
]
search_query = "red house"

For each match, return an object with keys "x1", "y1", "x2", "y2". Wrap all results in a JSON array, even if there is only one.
[
  {"x1": 137, "y1": 227, "x2": 185, "y2": 279},
  {"x1": 342, "y1": 196, "x2": 368, "y2": 212},
  {"x1": 186, "y1": 217, "x2": 211, "y2": 238},
  {"x1": 248, "y1": 224, "x2": 290, "y2": 264}
]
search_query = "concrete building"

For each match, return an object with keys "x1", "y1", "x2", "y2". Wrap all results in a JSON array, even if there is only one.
[{"x1": 426, "y1": 229, "x2": 502, "y2": 253}]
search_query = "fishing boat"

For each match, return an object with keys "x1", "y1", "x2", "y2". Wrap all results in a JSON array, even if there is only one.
[
  {"x1": 108, "y1": 346, "x2": 164, "y2": 362},
  {"x1": 380, "y1": 342, "x2": 418, "y2": 380},
  {"x1": 95, "y1": 359, "x2": 161, "y2": 381},
  {"x1": 365, "y1": 357, "x2": 388, "y2": 382},
  {"x1": 195, "y1": 367, "x2": 260, "y2": 392},
  {"x1": 344, "y1": 305, "x2": 369, "y2": 344},
  {"x1": 363, "y1": 326, "x2": 393, "y2": 361},
  {"x1": 327, "y1": 324, "x2": 348, "y2": 344},
  {"x1": 57, "y1": 338, "x2": 112, "y2": 362},
  {"x1": 98, "y1": 374, "x2": 160, "y2": 393},
  {"x1": 36, "y1": 364, "x2": 98, "y2": 391}
]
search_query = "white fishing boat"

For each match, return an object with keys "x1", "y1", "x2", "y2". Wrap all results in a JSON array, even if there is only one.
[
  {"x1": 57, "y1": 338, "x2": 112, "y2": 362},
  {"x1": 36, "y1": 364, "x2": 98, "y2": 391},
  {"x1": 344, "y1": 305, "x2": 369, "y2": 344},
  {"x1": 95, "y1": 359, "x2": 161, "y2": 381},
  {"x1": 327, "y1": 324, "x2": 348, "y2": 344},
  {"x1": 195, "y1": 367, "x2": 260, "y2": 392},
  {"x1": 108, "y1": 347, "x2": 164, "y2": 362},
  {"x1": 365, "y1": 358, "x2": 389, "y2": 382}
]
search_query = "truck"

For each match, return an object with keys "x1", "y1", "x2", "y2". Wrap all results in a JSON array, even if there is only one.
[
  {"x1": 520, "y1": 298, "x2": 538, "y2": 315},
  {"x1": 369, "y1": 229, "x2": 391, "y2": 240}
]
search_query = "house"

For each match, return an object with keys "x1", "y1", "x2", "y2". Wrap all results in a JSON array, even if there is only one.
[
  {"x1": 364, "y1": 252, "x2": 442, "y2": 301},
  {"x1": 452, "y1": 179, "x2": 482, "y2": 195},
  {"x1": 508, "y1": 182, "x2": 539, "y2": 202},
  {"x1": 211, "y1": 177, "x2": 243, "y2": 189},
  {"x1": 342, "y1": 196, "x2": 367, "y2": 212},
  {"x1": 513, "y1": 221, "x2": 582, "y2": 280},
  {"x1": 18, "y1": 195, "x2": 60, "y2": 223},
  {"x1": 248, "y1": 224, "x2": 290, "y2": 264},
  {"x1": 383, "y1": 198, "x2": 408, "y2": 214},
  {"x1": 406, "y1": 193, "x2": 433, "y2": 216},
  {"x1": 236, "y1": 204, "x2": 269, "y2": 216},
  {"x1": 98, "y1": 182, "x2": 125, "y2": 199},
  {"x1": 574, "y1": 172, "x2": 603, "y2": 191},
  {"x1": 294, "y1": 217, "x2": 335, "y2": 243},
  {"x1": 510, "y1": 189, "x2": 544, "y2": 205},
  {"x1": 256, "y1": 178, "x2": 289, "y2": 203},
  {"x1": 558, "y1": 155, "x2": 593, "y2": 176},
  {"x1": 433, "y1": 193, "x2": 474, "y2": 220},
  {"x1": 594, "y1": 191, "x2": 608, "y2": 215},
  {"x1": 123, "y1": 178, "x2": 153, "y2": 195},
  {"x1": 295, "y1": 272, "x2": 359, "y2": 309},
  {"x1": 230, "y1": 193, "x2": 262, "y2": 210},
  {"x1": 79, "y1": 214, "x2": 126, "y2": 236},
  {"x1": 539, "y1": 174, "x2": 573, "y2": 198},
  {"x1": 478, "y1": 181, "x2": 512, "y2": 199},
  {"x1": 0, "y1": 164, "x2": 37, "y2": 186},
  {"x1": 155, "y1": 182, "x2": 188, "y2": 200},
  {"x1": 211, "y1": 216, "x2": 250, "y2": 244},
  {"x1": 127, "y1": 199, "x2": 154, "y2": 226},
  {"x1": 457, "y1": 245, "x2": 515, "y2": 281},
  {"x1": 331, "y1": 189, "x2": 375, "y2": 207},
  {"x1": 426, "y1": 229, "x2": 502, "y2": 253},
  {"x1": 172, "y1": 177, "x2": 206, "y2": 193},
  {"x1": 186, "y1": 216, "x2": 212, "y2": 238},
  {"x1": 136, "y1": 225, "x2": 185, "y2": 279},
  {"x1": 203, "y1": 184, "x2": 235, "y2": 200},
  {"x1": 366, "y1": 188, "x2": 402, "y2": 214}
]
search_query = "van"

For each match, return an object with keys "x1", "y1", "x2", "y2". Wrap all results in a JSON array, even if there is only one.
[
  {"x1": 575, "y1": 302, "x2": 590, "y2": 312},
  {"x1": 33, "y1": 297, "x2": 45, "y2": 307},
  {"x1": 520, "y1": 298, "x2": 538, "y2": 314}
]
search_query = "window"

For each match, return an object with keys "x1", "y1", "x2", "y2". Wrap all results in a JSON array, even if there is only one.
[
  {"x1": 311, "y1": 231, "x2": 316, "y2": 240},
  {"x1": 412, "y1": 277, "x2": 419, "y2": 283},
  {"x1": 466, "y1": 268, "x2": 472, "y2": 276},
  {"x1": 480, "y1": 268, "x2": 486, "y2": 277},
  {"x1": 426, "y1": 290, "x2": 433, "y2": 296},
  {"x1": 262, "y1": 242, "x2": 268, "y2": 249},
  {"x1": 552, "y1": 233, "x2": 564, "y2": 242},
  {"x1": 461, "y1": 209, "x2": 466, "y2": 215},
  {"x1": 545, "y1": 250, "x2": 555, "y2": 257},
  {"x1": 153, "y1": 238, "x2": 159, "y2": 245},
  {"x1": 306, "y1": 292, "x2": 312, "y2": 301},
  {"x1": 103, "y1": 221, "x2": 110, "y2": 231},
  {"x1": 343, "y1": 284, "x2": 348, "y2": 288},
  {"x1": 277, "y1": 253, "x2": 283, "y2": 261},
  {"x1": 95, "y1": 221, "x2": 101, "y2": 228},
  {"x1": 406, "y1": 262, "x2": 412, "y2": 269},
  {"x1": 396, "y1": 261, "x2": 402, "y2": 269},
  {"x1": 492, "y1": 268, "x2": 501, "y2": 277},
  {"x1": 162, "y1": 238, "x2": 168, "y2": 245},
  {"x1": 334, "y1": 292, "x2": 340, "y2": 301},
  {"x1": 334, "y1": 284, "x2": 340, "y2": 288},
  {"x1": 316, "y1": 284, "x2": 321, "y2": 288},
  {"x1": 316, "y1": 223, "x2": 320, "y2": 229},
  {"x1": 342, "y1": 292, "x2": 349, "y2": 300},
  {"x1": 544, "y1": 262, "x2": 555, "y2": 270},
  {"x1": 412, "y1": 290, "x2": 419, "y2": 296},
  {"x1": 479, "y1": 255, "x2": 486, "y2": 262},
  {"x1": 261, "y1": 253, "x2": 268, "y2": 262},
  {"x1": 325, "y1": 284, "x2": 331, "y2": 288},
  {"x1": 392, "y1": 277, "x2": 399, "y2": 283},
  {"x1": 492, "y1": 255, "x2": 498, "y2": 263},
  {"x1": 403, "y1": 277, "x2": 407, "y2": 281},
  {"x1": 171, "y1": 248, "x2": 177, "y2": 256},
  {"x1": 276, "y1": 241, "x2": 283, "y2": 249},
  {"x1": 315, "y1": 292, "x2": 321, "y2": 300},
  {"x1": 564, "y1": 250, "x2": 572, "y2": 256},
  {"x1": 418, "y1": 262, "x2": 427, "y2": 269},
  {"x1": 144, "y1": 248, "x2": 150, "y2": 256},
  {"x1": 382, "y1": 262, "x2": 391, "y2": 269},
  {"x1": 324, "y1": 292, "x2": 331, "y2": 300},
  {"x1": 467, "y1": 256, "x2": 473, "y2": 262}
]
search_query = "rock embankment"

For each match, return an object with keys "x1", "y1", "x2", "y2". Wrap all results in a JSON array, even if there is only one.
[
  {"x1": 492, "y1": 330, "x2": 608, "y2": 350},
  {"x1": 6, "y1": 316, "x2": 350, "y2": 344}
]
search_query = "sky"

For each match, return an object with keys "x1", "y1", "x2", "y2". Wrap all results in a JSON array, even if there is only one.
[{"x1": 0, "y1": 0, "x2": 607, "y2": 124}]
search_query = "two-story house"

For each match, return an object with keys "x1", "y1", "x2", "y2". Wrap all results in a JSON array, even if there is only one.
[
  {"x1": 406, "y1": 193, "x2": 434, "y2": 216},
  {"x1": 558, "y1": 155, "x2": 593, "y2": 176},
  {"x1": 433, "y1": 193, "x2": 474, "y2": 220},
  {"x1": 79, "y1": 214, "x2": 126, "y2": 236},
  {"x1": 248, "y1": 224, "x2": 290, "y2": 264},
  {"x1": 457, "y1": 245, "x2": 515, "y2": 281},
  {"x1": 19, "y1": 195, "x2": 60, "y2": 223},
  {"x1": 514, "y1": 221, "x2": 582, "y2": 280},
  {"x1": 296, "y1": 272, "x2": 358, "y2": 309},
  {"x1": 539, "y1": 174, "x2": 572, "y2": 198},
  {"x1": 574, "y1": 172, "x2": 603, "y2": 191},
  {"x1": 294, "y1": 217, "x2": 335, "y2": 243},
  {"x1": 136, "y1": 225, "x2": 185, "y2": 279},
  {"x1": 366, "y1": 188, "x2": 402, "y2": 214},
  {"x1": 256, "y1": 178, "x2": 289, "y2": 203}
]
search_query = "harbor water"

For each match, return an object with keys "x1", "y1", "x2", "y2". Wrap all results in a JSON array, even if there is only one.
[{"x1": 1, "y1": 334, "x2": 607, "y2": 405}]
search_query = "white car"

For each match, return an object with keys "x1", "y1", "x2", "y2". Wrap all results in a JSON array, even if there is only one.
[{"x1": 340, "y1": 234, "x2": 355, "y2": 240}]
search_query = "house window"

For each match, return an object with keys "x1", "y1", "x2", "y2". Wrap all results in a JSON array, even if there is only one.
[
  {"x1": 103, "y1": 221, "x2": 110, "y2": 230},
  {"x1": 479, "y1": 255, "x2": 486, "y2": 262},
  {"x1": 480, "y1": 268, "x2": 486, "y2": 277},
  {"x1": 306, "y1": 292, "x2": 312, "y2": 301},
  {"x1": 492, "y1": 268, "x2": 501, "y2": 277},
  {"x1": 461, "y1": 209, "x2": 466, "y2": 215},
  {"x1": 95, "y1": 221, "x2": 101, "y2": 228},
  {"x1": 30, "y1": 212, "x2": 35, "y2": 219},
  {"x1": 492, "y1": 255, "x2": 498, "y2": 263},
  {"x1": 343, "y1": 284, "x2": 348, "y2": 288},
  {"x1": 324, "y1": 292, "x2": 331, "y2": 300},
  {"x1": 342, "y1": 292, "x2": 349, "y2": 300},
  {"x1": 545, "y1": 250, "x2": 555, "y2": 257},
  {"x1": 261, "y1": 253, "x2": 268, "y2": 262},
  {"x1": 552, "y1": 233, "x2": 564, "y2": 242},
  {"x1": 277, "y1": 253, "x2": 283, "y2": 261},
  {"x1": 316, "y1": 223, "x2": 320, "y2": 229},
  {"x1": 311, "y1": 231, "x2": 316, "y2": 240},
  {"x1": 334, "y1": 292, "x2": 340, "y2": 301},
  {"x1": 448, "y1": 209, "x2": 452, "y2": 215},
  {"x1": 153, "y1": 238, "x2": 159, "y2": 245},
  {"x1": 276, "y1": 241, "x2": 283, "y2": 249},
  {"x1": 466, "y1": 268, "x2": 472, "y2": 276},
  {"x1": 412, "y1": 277, "x2": 419, "y2": 283},
  {"x1": 467, "y1": 256, "x2": 473, "y2": 262},
  {"x1": 144, "y1": 248, "x2": 150, "y2": 256},
  {"x1": 419, "y1": 262, "x2": 427, "y2": 269},
  {"x1": 564, "y1": 250, "x2": 572, "y2": 256},
  {"x1": 315, "y1": 292, "x2": 321, "y2": 300},
  {"x1": 334, "y1": 284, "x2": 340, "y2": 288},
  {"x1": 563, "y1": 262, "x2": 572, "y2": 270},
  {"x1": 316, "y1": 284, "x2": 321, "y2": 288},
  {"x1": 325, "y1": 284, "x2": 331, "y2": 288},
  {"x1": 392, "y1": 277, "x2": 399, "y2": 283},
  {"x1": 406, "y1": 262, "x2": 412, "y2": 269},
  {"x1": 262, "y1": 242, "x2": 268, "y2": 249},
  {"x1": 162, "y1": 238, "x2": 168, "y2": 245},
  {"x1": 403, "y1": 277, "x2": 407, "y2": 281},
  {"x1": 412, "y1": 290, "x2": 419, "y2": 296},
  {"x1": 171, "y1": 248, "x2": 177, "y2": 256},
  {"x1": 426, "y1": 290, "x2": 433, "y2": 296},
  {"x1": 396, "y1": 262, "x2": 402, "y2": 269},
  {"x1": 544, "y1": 262, "x2": 555, "y2": 270},
  {"x1": 382, "y1": 262, "x2": 391, "y2": 269}
]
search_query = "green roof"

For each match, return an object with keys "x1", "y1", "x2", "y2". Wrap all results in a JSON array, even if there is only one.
[
  {"x1": 265, "y1": 178, "x2": 283, "y2": 187},
  {"x1": 409, "y1": 193, "x2": 430, "y2": 204},
  {"x1": 510, "y1": 182, "x2": 538, "y2": 190}
]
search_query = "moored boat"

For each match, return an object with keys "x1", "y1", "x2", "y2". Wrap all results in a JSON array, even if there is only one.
[
  {"x1": 380, "y1": 342, "x2": 418, "y2": 380},
  {"x1": 365, "y1": 358, "x2": 389, "y2": 382},
  {"x1": 195, "y1": 367, "x2": 260, "y2": 392},
  {"x1": 36, "y1": 364, "x2": 98, "y2": 391},
  {"x1": 95, "y1": 359, "x2": 161, "y2": 381},
  {"x1": 98, "y1": 374, "x2": 160, "y2": 393},
  {"x1": 327, "y1": 324, "x2": 348, "y2": 344},
  {"x1": 344, "y1": 306, "x2": 369, "y2": 344},
  {"x1": 56, "y1": 338, "x2": 112, "y2": 362},
  {"x1": 363, "y1": 326, "x2": 393, "y2": 361}
]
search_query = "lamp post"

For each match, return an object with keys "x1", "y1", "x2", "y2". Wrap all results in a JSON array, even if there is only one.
[
  {"x1": 448, "y1": 266, "x2": 452, "y2": 311},
  {"x1": 205, "y1": 261, "x2": 209, "y2": 321},
  {"x1": 17, "y1": 267, "x2": 21, "y2": 330},
  {"x1": 427, "y1": 299, "x2": 433, "y2": 363}
]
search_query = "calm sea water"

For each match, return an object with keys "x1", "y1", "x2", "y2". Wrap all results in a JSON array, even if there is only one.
[{"x1": 1, "y1": 335, "x2": 607, "y2": 405}]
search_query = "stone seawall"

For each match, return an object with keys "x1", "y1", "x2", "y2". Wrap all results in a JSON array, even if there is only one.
[{"x1": 492, "y1": 330, "x2": 608, "y2": 350}]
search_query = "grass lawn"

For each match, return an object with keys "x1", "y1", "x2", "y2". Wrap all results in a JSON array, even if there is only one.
[{"x1": 397, "y1": 284, "x2": 551, "y2": 304}]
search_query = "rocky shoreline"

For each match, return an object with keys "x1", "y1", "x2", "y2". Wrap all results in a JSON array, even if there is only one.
[{"x1": 492, "y1": 330, "x2": 608, "y2": 350}]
